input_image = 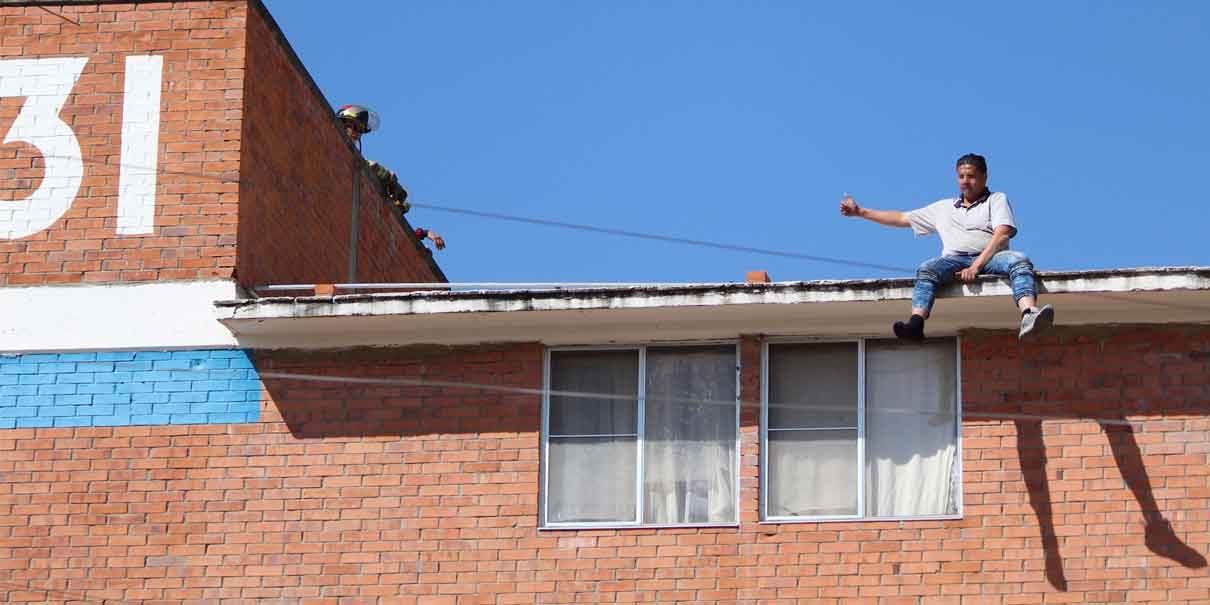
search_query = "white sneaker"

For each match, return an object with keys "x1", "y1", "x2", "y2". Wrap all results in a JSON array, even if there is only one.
[{"x1": 1019, "y1": 304, "x2": 1055, "y2": 340}]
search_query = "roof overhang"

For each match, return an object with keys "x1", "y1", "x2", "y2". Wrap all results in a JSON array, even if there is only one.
[{"x1": 214, "y1": 267, "x2": 1210, "y2": 349}]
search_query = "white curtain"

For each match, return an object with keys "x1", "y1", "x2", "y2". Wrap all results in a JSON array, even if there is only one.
[
  {"x1": 766, "y1": 343, "x2": 859, "y2": 517},
  {"x1": 547, "y1": 350, "x2": 638, "y2": 523},
  {"x1": 768, "y1": 430, "x2": 857, "y2": 516},
  {"x1": 643, "y1": 346, "x2": 737, "y2": 524},
  {"x1": 548, "y1": 437, "x2": 635, "y2": 523},
  {"x1": 864, "y1": 339, "x2": 957, "y2": 517}
]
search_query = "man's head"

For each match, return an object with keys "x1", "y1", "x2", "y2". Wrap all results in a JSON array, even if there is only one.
[
  {"x1": 337, "y1": 104, "x2": 379, "y2": 143},
  {"x1": 955, "y1": 153, "x2": 988, "y2": 199}
]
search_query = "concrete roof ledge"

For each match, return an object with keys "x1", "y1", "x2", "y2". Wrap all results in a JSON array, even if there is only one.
[{"x1": 214, "y1": 267, "x2": 1210, "y2": 348}]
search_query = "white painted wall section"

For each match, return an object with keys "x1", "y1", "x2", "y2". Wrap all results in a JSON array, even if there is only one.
[
  {"x1": 0, "y1": 280, "x2": 240, "y2": 353},
  {"x1": 117, "y1": 55, "x2": 163, "y2": 235}
]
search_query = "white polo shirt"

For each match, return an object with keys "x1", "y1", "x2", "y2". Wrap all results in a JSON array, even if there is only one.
[{"x1": 907, "y1": 190, "x2": 1017, "y2": 257}]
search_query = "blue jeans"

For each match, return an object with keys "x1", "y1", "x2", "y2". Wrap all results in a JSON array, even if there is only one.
[{"x1": 912, "y1": 250, "x2": 1037, "y2": 313}]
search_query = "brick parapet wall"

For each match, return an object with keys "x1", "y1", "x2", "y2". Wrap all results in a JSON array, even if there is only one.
[
  {"x1": 234, "y1": 2, "x2": 443, "y2": 289},
  {"x1": 0, "y1": 326, "x2": 1207, "y2": 603}
]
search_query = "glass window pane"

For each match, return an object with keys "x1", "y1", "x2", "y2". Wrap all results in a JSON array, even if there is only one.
[
  {"x1": 767, "y1": 429, "x2": 858, "y2": 517},
  {"x1": 768, "y1": 343, "x2": 858, "y2": 429},
  {"x1": 547, "y1": 436, "x2": 637, "y2": 523},
  {"x1": 643, "y1": 346, "x2": 737, "y2": 524},
  {"x1": 549, "y1": 350, "x2": 638, "y2": 436},
  {"x1": 865, "y1": 339, "x2": 958, "y2": 517}
]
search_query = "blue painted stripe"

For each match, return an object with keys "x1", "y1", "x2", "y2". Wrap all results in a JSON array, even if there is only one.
[{"x1": 0, "y1": 349, "x2": 260, "y2": 429}]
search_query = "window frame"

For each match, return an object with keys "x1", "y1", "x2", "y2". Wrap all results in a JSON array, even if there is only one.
[
  {"x1": 760, "y1": 336, "x2": 963, "y2": 524},
  {"x1": 541, "y1": 341, "x2": 742, "y2": 530}
]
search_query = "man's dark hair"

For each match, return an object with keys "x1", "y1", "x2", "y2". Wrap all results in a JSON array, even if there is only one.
[{"x1": 956, "y1": 153, "x2": 987, "y2": 173}]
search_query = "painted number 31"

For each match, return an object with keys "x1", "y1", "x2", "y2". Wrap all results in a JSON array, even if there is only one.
[{"x1": 0, "y1": 55, "x2": 163, "y2": 240}]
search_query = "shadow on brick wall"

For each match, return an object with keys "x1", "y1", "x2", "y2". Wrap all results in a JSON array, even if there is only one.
[
  {"x1": 1017, "y1": 419, "x2": 1207, "y2": 591},
  {"x1": 255, "y1": 344, "x2": 544, "y2": 439},
  {"x1": 965, "y1": 325, "x2": 1210, "y2": 590}
]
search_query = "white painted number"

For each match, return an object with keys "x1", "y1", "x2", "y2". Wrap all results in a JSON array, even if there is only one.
[
  {"x1": 117, "y1": 55, "x2": 164, "y2": 235},
  {"x1": 0, "y1": 57, "x2": 87, "y2": 239},
  {"x1": 0, "y1": 55, "x2": 164, "y2": 240}
]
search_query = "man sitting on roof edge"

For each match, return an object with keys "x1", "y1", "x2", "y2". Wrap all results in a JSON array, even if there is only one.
[{"x1": 840, "y1": 153, "x2": 1054, "y2": 341}]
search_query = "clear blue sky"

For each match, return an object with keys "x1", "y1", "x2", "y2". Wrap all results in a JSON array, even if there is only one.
[{"x1": 264, "y1": 1, "x2": 1208, "y2": 283}]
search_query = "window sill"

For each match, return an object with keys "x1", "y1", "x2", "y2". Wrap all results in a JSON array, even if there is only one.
[
  {"x1": 760, "y1": 513, "x2": 963, "y2": 524},
  {"x1": 539, "y1": 521, "x2": 740, "y2": 531}
]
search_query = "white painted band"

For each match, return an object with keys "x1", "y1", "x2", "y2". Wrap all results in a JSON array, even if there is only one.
[{"x1": 0, "y1": 280, "x2": 239, "y2": 353}]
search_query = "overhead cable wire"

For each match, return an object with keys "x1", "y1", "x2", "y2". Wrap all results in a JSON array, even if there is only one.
[
  {"x1": 14, "y1": 154, "x2": 239, "y2": 183},
  {"x1": 12, "y1": 154, "x2": 1209, "y2": 314},
  {"x1": 36, "y1": 5, "x2": 81, "y2": 26},
  {"x1": 408, "y1": 202, "x2": 913, "y2": 274},
  {"x1": 248, "y1": 368, "x2": 1139, "y2": 427},
  {"x1": 22, "y1": 155, "x2": 909, "y2": 273}
]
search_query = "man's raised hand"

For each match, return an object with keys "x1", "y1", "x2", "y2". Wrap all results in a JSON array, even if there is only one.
[
  {"x1": 428, "y1": 230, "x2": 446, "y2": 250},
  {"x1": 840, "y1": 193, "x2": 861, "y2": 217}
]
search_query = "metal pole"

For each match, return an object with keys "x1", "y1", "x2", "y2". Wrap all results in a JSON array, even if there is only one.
[{"x1": 347, "y1": 159, "x2": 361, "y2": 282}]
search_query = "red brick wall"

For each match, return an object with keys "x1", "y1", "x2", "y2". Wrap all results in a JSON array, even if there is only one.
[
  {"x1": 235, "y1": 3, "x2": 443, "y2": 289},
  {"x1": 0, "y1": 1, "x2": 245, "y2": 285},
  {"x1": 3, "y1": 326, "x2": 1208, "y2": 603},
  {"x1": 0, "y1": 0, "x2": 442, "y2": 289}
]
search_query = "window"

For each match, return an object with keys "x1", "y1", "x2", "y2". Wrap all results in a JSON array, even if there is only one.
[
  {"x1": 763, "y1": 338, "x2": 959, "y2": 521},
  {"x1": 543, "y1": 345, "x2": 739, "y2": 527}
]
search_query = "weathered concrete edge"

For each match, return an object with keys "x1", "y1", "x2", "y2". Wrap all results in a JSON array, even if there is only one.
[{"x1": 215, "y1": 266, "x2": 1210, "y2": 320}]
